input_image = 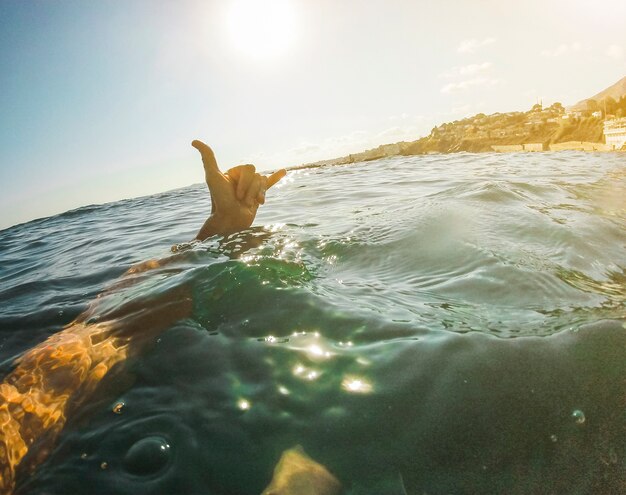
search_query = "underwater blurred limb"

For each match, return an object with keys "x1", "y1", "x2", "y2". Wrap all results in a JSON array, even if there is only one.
[
  {"x1": 0, "y1": 141, "x2": 286, "y2": 494},
  {"x1": 0, "y1": 285, "x2": 192, "y2": 495},
  {"x1": 192, "y1": 140, "x2": 286, "y2": 240},
  {"x1": 262, "y1": 445, "x2": 342, "y2": 495}
]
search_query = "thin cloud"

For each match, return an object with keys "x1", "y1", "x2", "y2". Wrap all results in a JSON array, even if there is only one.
[
  {"x1": 439, "y1": 62, "x2": 493, "y2": 79},
  {"x1": 242, "y1": 121, "x2": 432, "y2": 168},
  {"x1": 387, "y1": 113, "x2": 426, "y2": 123},
  {"x1": 440, "y1": 77, "x2": 500, "y2": 94},
  {"x1": 457, "y1": 38, "x2": 495, "y2": 54},
  {"x1": 606, "y1": 44, "x2": 624, "y2": 59},
  {"x1": 541, "y1": 42, "x2": 582, "y2": 57},
  {"x1": 451, "y1": 104, "x2": 472, "y2": 115}
]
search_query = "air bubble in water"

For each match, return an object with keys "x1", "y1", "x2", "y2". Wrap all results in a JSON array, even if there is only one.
[
  {"x1": 112, "y1": 401, "x2": 125, "y2": 414},
  {"x1": 572, "y1": 409, "x2": 586, "y2": 425},
  {"x1": 123, "y1": 437, "x2": 171, "y2": 476},
  {"x1": 550, "y1": 434, "x2": 558, "y2": 443}
]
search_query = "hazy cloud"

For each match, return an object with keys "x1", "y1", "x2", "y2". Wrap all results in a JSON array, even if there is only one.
[
  {"x1": 439, "y1": 62, "x2": 493, "y2": 78},
  {"x1": 457, "y1": 38, "x2": 495, "y2": 54},
  {"x1": 291, "y1": 143, "x2": 321, "y2": 155},
  {"x1": 440, "y1": 77, "x2": 500, "y2": 94},
  {"x1": 387, "y1": 113, "x2": 426, "y2": 123},
  {"x1": 450, "y1": 104, "x2": 472, "y2": 115},
  {"x1": 541, "y1": 42, "x2": 582, "y2": 57},
  {"x1": 375, "y1": 125, "x2": 424, "y2": 141},
  {"x1": 241, "y1": 119, "x2": 431, "y2": 168},
  {"x1": 606, "y1": 44, "x2": 624, "y2": 59}
]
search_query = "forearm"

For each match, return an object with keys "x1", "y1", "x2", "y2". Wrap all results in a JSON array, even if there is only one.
[
  {"x1": 0, "y1": 281, "x2": 192, "y2": 493},
  {"x1": 196, "y1": 214, "x2": 224, "y2": 241},
  {"x1": 0, "y1": 321, "x2": 121, "y2": 494}
]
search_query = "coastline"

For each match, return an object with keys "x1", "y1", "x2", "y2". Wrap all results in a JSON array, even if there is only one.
[
  {"x1": 291, "y1": 107, "x2": 625, "y2": 171},
  {"x1": 289, "y1": 141, "x2": 624, "y2": 172}
]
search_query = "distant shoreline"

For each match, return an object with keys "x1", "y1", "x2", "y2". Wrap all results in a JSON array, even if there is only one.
[
  {"x1": 291, "y1": 102, "x2": 626, "y2": 170},
  {"x1": 289, "y1": 143, "x2": 623, "y2": 172}
]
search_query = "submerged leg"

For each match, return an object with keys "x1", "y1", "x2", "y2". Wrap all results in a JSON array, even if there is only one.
[{"x1": 262, "y1": 445, "x2": 342, "y2": 495}]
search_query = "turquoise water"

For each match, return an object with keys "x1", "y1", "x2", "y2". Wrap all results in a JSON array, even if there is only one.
[{"x1": 1, "y1": 152, "x2": 625, "y2": 493}]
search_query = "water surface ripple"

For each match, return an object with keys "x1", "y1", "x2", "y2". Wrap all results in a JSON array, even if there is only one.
[{"x1": 0, "y1": 152, "x2": 624, "y2": 494}]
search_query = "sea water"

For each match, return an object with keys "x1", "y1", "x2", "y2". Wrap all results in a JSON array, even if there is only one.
[{"x1": 0, "y1": 152, "x2": 624, "y2": 493}]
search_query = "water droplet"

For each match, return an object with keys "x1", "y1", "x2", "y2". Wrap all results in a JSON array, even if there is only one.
[
  {"x1": 100, "y1": 461, "x2": 108, "y2": 470},
  {"x1": 550, "y1": 434, "x2": 558, "y2": 443},
  {"x1": 112, "y1": 402, "x2": 125, "y2": 414},
  {"x1": 572, "y1": 409, "x2": 586, "y2": 425},
  {"x1": 123, "y1": 437, "x2": 171, "y2": 476}
]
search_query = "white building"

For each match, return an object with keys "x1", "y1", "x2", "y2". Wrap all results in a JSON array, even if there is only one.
[{"x1": 604, "y1": 118, "x2": 626, "y2": 150}]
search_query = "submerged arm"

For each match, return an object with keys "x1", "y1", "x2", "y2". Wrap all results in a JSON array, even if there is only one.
[{"x1": 0, "y1": 141, "x2": 285, "y2": 494}]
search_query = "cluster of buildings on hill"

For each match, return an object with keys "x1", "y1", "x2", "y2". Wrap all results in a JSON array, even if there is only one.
[{"x1": 489, "y1": 102, "x2": 626, "y2": 151}]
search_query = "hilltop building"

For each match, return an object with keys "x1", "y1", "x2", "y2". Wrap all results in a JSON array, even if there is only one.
[{"x1": 604, "y1": 118, "x2": 626, "y2": 150}]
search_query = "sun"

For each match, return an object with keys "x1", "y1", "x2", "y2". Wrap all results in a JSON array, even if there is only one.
[{"x1": 224, "y1": 0, "x2": 297, "y2": 61}]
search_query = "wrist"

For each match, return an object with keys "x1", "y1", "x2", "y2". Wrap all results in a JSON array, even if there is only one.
[{"x1": 195, "y1": 212, "x2": 252, "y2": 241}]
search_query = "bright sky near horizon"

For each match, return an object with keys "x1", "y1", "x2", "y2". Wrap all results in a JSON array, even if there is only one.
[{"x1": 1, "y1": 0, "x2": 625, "y2": 230}]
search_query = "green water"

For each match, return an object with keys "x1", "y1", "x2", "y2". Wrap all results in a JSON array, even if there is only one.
[{"x1": 1, "y1": 152, "x2": 624, "y2": 493}]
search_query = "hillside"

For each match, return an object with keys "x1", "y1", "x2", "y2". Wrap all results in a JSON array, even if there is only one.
[
  {"x1": 401, "y1": 106, "x2": 605, "y2": 155},
  {"x1": 299, "y1": 104, "x2": 607, "y2": 168},
  {"x1": 570, "y1": 75, "x2": 626, "y2": 111}
]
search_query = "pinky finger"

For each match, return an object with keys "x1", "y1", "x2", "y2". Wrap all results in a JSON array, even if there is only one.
[{"x1": 267, "y1": 169, "x2": 287, "y2": 189}]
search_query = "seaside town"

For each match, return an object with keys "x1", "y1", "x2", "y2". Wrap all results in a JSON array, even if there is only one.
[{"x1": 301, "y1": 75, "x2": 626, "y2": 169}]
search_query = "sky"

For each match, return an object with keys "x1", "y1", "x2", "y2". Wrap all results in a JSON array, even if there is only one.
[{"x1": 1, "y1": 0, "x2": 625, "y2": 229}]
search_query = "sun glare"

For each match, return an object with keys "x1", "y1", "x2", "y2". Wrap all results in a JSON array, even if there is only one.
[{"x1": 225, "y1": 0, "x2": 296, "y2": 60}]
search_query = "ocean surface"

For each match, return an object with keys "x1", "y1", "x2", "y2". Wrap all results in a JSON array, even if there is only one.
[{"x1": 0, "y1": 152, "x2": 624, "y2": 494}]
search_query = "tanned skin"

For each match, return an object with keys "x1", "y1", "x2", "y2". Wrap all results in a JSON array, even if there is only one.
[{"x1": 0, "y1": 141, "x2": 303, "y2": 494}]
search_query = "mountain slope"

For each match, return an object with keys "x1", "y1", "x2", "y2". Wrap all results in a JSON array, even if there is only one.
[{"x1": 570, "y1": 75, "x2": 626, "y2": 110}]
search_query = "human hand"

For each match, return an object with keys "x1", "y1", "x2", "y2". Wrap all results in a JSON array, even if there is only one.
[{"x1": 192, "y1": 140, "x2": 286, "y2": 240}]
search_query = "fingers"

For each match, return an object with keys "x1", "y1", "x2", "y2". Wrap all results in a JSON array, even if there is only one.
[
  {"x1": 191, "y1": 140, "x2": 220, "y2": 176},
  {"x1": 237, "y1": 171, "x2": 264, "y2": 207},
  {"x1": 225, "y1": 165, "x2": 288, "y2": 206},
  {"x1": 248, "y1": 175, "x2": 267, "y2": 206},
  {"x1": 267, "y1": 169, "x2": 287, "y2": 189},
  {"x1": 232, "y1": 165, "x2": 256, "y2": 201},
  {"x1": 256, "y1": 169, "x2": 285, "y2": 204}
]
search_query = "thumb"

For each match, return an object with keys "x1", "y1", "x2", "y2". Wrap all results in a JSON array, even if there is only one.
[{"x1": 192, "y1": 140, "x2": 221, "y2": 176}]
